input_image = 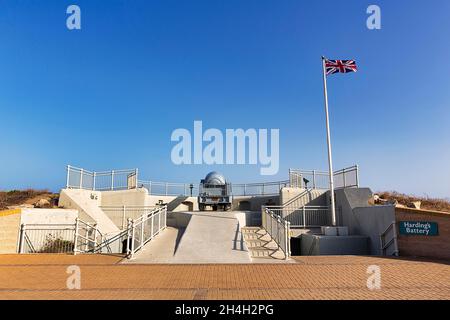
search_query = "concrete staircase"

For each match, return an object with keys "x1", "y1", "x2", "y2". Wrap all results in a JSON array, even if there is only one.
[
  {"x1": 241, "y1": 227, "x2": 287, "y2": 260},
  {"x1": 59, "y1": 189, "x2": 119, "y2": 235}
]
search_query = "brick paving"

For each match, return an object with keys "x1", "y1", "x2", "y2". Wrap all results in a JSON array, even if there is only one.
[{"x1": 0, "y1": 254, "x2": 449, "y2": 300}]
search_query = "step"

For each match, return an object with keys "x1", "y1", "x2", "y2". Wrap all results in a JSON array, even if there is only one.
[
  {"x1": 241, "y1": 227, "x2": 261, "y2": 233},
  {"x1": 245, "y1": 239, "x2": 268, "y2": 248},
  {"x1": 248, "y1": 247, "x2": 275, "y2": 257},
  {"x1": 242, "y1": 232, "x2": 262, "y2": 240}
]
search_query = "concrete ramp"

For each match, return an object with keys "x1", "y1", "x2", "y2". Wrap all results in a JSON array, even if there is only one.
[
  {"x1": 59, "y1": 189, "x2": 119, "y2": 235},
  {"x1": 127, "y1": 211, "x2": 251, "y2": 263}
]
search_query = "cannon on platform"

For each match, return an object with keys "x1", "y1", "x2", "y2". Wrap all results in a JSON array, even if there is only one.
[{"x1": 198, "y1": 172, "x2": 232, "y2": 211}]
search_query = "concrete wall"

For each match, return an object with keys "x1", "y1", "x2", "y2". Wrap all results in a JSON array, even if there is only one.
[
  {"x1": 101, "y1": 188, "x2": 148, "y2": 207},
  {"x1": 101, "y1": 188, "x2": 199, "y2": 212},
  {"x1": 59, "y1": 189, "x2": 119, "y2": 234},
  {"x1": 280, "y1": 188, "x2": 327, "y2": 207},
  {"x1": 20, "y1": 208, "x2": 78, "y2": 225},
  {"x1": 0, "y1": 208, "x2": 78, "y2": 254},
  {"x1": 0, "y1": 209, "x2": 22, "y2": 253},
  {"x1": 234, "y1": 210, "x2": 262, "y2": 227},
  {"x1": 300, "y1": 234, "x2": 369, "y2": 255},
  {"x1": 148, "y1": 195, "x2": 198, "y2": 212},
  {"x1": 395, "y1": 207, "x2": 450, "y2": 260},
  {"x1": 59, "y1": 188, "x2": 101, "y2": 223},
  {"x1": 333, "y1": 188, "x2": 395, "y2": 255},
  {"x1": 232, "y1": 195, "x2": 279, "y2": 211}
]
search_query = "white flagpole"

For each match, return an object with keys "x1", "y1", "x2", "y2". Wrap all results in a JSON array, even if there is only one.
[{"x1": 321, "y1": 56, "x2": 337, "y2": 226}]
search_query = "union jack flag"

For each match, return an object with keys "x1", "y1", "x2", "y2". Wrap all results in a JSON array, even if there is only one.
[{"x1": 325, "y1": 59, "x2": 357, "y2": 75}]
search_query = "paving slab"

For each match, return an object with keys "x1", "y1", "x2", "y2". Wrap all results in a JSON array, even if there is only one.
[{"x1": 0, "y1": 254, "x2": 449, "y2": 299}]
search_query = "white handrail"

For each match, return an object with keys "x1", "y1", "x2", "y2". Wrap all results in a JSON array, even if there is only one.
[
  {"x1": 380, "y1": 221, "x2": 399, "y2": 256},
  {"x1": 262, "y1": 206, "x2": 290, "y2": 260}
]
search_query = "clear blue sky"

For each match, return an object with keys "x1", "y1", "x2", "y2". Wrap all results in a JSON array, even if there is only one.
[{"x1": 0, "y1": 0, "x2": 449, "y2": 198}]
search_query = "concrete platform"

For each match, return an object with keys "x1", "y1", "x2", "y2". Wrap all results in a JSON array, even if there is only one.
[{"x1": 126, "y1": 211, "x2": 252, "y2": 264}]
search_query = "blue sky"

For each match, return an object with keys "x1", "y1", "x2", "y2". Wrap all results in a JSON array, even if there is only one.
[{"x1": 0, "y1": 0, "x2": 449, "y2": 197}]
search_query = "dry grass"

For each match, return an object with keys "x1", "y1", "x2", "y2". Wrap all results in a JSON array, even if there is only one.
[
  {"x1": 0, "y1": 189, "x2": 58, "y2": 210},
  {"x1": 378, "y1": 191, "x2": 450, "y2": 212}
]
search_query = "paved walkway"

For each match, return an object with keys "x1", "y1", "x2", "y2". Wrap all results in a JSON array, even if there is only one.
[
  {"x1": 0, "y1": 254, "x2": 449, "y2": 299},
  {"x1": 127, "y1": 211, "x2": 251, "y2": 264}
]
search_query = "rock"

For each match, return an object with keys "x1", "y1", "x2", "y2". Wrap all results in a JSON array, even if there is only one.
[
  {"x1": 407, "y1": 201, "x2": 421, "y2": 209},
  {"x1": 34, "y1": 198, "x2": 51, "y2": 208}
]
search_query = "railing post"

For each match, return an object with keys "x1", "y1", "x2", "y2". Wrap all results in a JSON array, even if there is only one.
[
  {"x1": 392, "y1": 221, "x2": 399, "y2": 256},
  {"x1": 130, "y1": 219, "x2": 135, "y2": 259},
  {"x1": 80, "y1": 169, "x2": 83, "y2": 189},
  {"x1": 343, "y1": 170, "x2": 346, "y2": 188},
  {"x1": 158, "y1": 210, "x2": 161, "y2": 233},
  {"x1": 140, "y1": 216, "x2": 144, "y2": 247},
  {"x1": 262, "y1": 184, "x2": 265, "y2": 195},
  {"x1": 73, "y1": 218, "x2": 79, "y2": 255},
  {"x1": 244, "y1": 184, "x2": 246, "y2": 196},
  {"x1": 93, "y1": 172, "x2": 96, "y2": 191},
  {"x1": 18, "y1": 224, "x2": 25, "y2": 254},
  {"x1": 285, "y1": 220, "x2": 291, "y2": 260},
  {"x1": 126, "y1": 218, "x2": 132, "y2": 257},
  {"x1": 93, "y1": 224, "x2": 98, "y2": 252},
  {"x1": 261, "y1": 206, "x2": 265, "y2": 229},
  {"x1": 313, "y1": 170, "x2": 316, "y2": 189},
  {"x1": 276, "y1": 217, "x2": 280, "y2": 250},
  {"x1": 356, "y1": 165, "x2": 359, "y2": 188},
  {"x1": 135, "y1": 168, "x2": 139, "y2": 189},
  {"x1": 122, "y1": 205, "x2": 126, "y2": 230},
  {"x1": 270, "y1": 214, "x2": 274, "y2": 241},
  {"x1": 84, "y1": 223, "x2": 90, "y2": 252},
  {"x1": 302, "y1": 206, "x2": 306, "y2": 228},
  {"x1": 165, "y1": 182, "x2": 168, "y2": 196},
  {"x1": 111, "y1": 170, "x2": 115, "y2": 190},
  {"x1": 66, "y1": 165, "x2": 70, "y2": 188},
  {"x1": 164, "y1": 206, "x2": 167, "y2": 228},
  {"x1": 151, "y1": 212, "x2": 154, "y2": 239}
]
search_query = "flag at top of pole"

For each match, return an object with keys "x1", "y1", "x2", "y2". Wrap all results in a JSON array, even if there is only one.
[
  {"x1": 321, "y1": 56, "x2": 357, "y2": 226},
  {"x1": 324, "y1": 59, "x2": 358, "y2": 75}
]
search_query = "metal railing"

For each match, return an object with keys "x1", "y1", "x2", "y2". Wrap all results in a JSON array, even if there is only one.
[
  {"x1": 66, "y1": 165, "x2": 359, "y2": 196},
  {"x1": 18, "y1": 206, "x2": 167, "y2": 257},
  {"x1": 138, "y1": 180, "x2": 290, "y2": 197},
  {"x1": 264, "y1": 205, "x2": 330, "y2": 228},
  {"x1": 66, "y1": 165, "x2": 138, "y2": 191},
  {"x1": 262, "y1": 207, "x2": 291, "y2": 260},
  {"x1": 73, "y1": 219, "x2": 104, "y2": 254},
  {"x1": 138, "y1": 180, "x2": 199, "y2": 196},
  {"x1": 19, "y1": 224, "x2": 76, "y2": 253},
  {"x1": 18, "y1": 220, "x2": 106, "y2": 254},
  {"x1": 232, "y1": 180, "x2": 290, "y2": 196},
  {"x1": 125, "y1": 205, "x2": 167, "y2": 258},
  {"x1": 289, "y1": 165, "x2": 359, "y2": 189},
  {"x1": 264, "y1": 187, "x2": 330, "y2": 228},
  {"x1": 380, "y1": 221, "x2": 399, "y2": 256}
]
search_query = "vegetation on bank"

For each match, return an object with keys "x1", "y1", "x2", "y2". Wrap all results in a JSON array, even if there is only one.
[
  {"x1": 0, "y1": 189, "x2": 58, "y2": 210},
  {"x1": 377, "y1": 191, "x2": 450, "y2": 212}
]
